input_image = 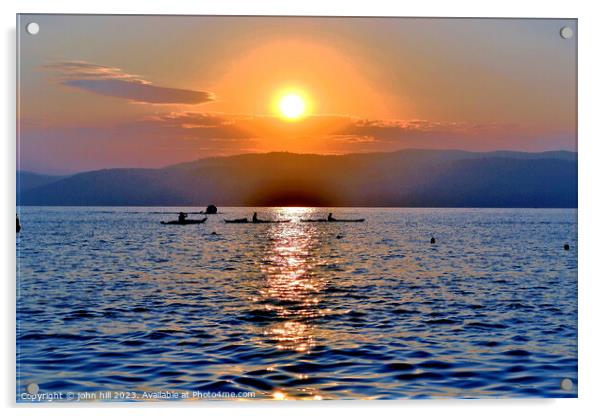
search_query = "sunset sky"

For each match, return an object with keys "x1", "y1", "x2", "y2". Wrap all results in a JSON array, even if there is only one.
[{"x1": 18, "y1": 15, "x2": 577, "y2": 174}]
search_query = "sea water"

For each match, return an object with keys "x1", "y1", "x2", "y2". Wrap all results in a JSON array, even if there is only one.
[{"x1": 16, "y1": 207, "x2": 577, "y2": 400}]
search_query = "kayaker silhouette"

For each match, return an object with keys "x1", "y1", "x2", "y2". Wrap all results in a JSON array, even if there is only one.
[
  {"x1": 252, "y1": 212, "x2": 259, "y2": 223},
  {"x1": 178, "y1": 212, "x2": 188, "y2": 223},
  {"x1": 327, "y1": 213, "x2": 335, "y2": 222}
]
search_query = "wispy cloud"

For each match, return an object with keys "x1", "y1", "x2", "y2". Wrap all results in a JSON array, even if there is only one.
[
  {"x1": 149, "y1": 112, "x2": 518, "y2": 145},
  {"x1": 42, "y1": 60, "x2": 214, "y2": 105}
]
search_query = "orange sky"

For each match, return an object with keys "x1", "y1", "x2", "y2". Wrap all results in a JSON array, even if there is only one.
[{"x1": 18, "y1": 15, "x2": 577, "y2": 173}]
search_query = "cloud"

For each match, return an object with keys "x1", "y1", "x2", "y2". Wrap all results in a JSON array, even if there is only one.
[
  {"x1": 61, "y1": 78, "x2": 213, "y2": 105},
  {"x1": 330, "y1": 135, "x2": 377, "y2": 144},
  {"x1": 145, "y1": 112, "x2": 547, "y2": 156},
  {"x1": 150, "y1": 112, "x2": 516, "y2": 145},
  {"x1": 42, "y1": 60, "x2": 213, "y2": 105}
]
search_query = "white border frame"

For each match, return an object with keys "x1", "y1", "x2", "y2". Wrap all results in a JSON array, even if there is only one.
[{"x1": 3, "y1": 1, "x2": 601, "y2": 415}]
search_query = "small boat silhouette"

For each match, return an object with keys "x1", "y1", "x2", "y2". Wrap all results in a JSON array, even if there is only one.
[
  {"x1": 225, "y1": 212, "x2": 292, "y2": 224},
  {"x1": 161, "y1": 217, "x2": 207, "y2": 225},
  {"x1": 302, "y1": 213, "x2": 364, "y2": 223},
  {"x1": 224, "y1": 218, "x2": 291, "y2": 224}
]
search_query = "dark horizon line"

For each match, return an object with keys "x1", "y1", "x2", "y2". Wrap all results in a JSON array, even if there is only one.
[
  {"x1": 16, "y1": 204, "x2": 578, "y2": 209},
  {"x1": 17, "y1": 147, "x2": 577, "y2": 177}
]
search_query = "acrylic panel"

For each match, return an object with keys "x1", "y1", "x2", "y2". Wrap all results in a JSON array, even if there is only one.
[{"x1": 16, "y1": 15, "x2": 577, "y2": 402}]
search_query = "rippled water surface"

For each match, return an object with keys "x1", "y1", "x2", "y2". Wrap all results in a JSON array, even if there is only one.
[{"x1": 16, "y1": 207, "x2": 577, "y2": 400}]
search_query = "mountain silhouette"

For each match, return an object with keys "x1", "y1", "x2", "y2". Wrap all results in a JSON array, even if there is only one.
[
  {"x1": 17, "y1": 149, "x2": 577, "y2": 207},
  {"x1": 17, "y1": 171, "x2": 68, "y2": 194}
]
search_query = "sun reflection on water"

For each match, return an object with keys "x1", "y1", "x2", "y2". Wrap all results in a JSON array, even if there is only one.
[{"x1": 256, "y1": 207, "x2": 327, "y2": 353}]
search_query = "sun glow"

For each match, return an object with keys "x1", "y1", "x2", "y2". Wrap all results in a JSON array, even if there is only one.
[{"x1": 276, "y1": 90, "x2": 309, "y2": 121}]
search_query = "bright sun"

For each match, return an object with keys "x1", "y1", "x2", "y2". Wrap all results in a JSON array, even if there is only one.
[{"x1": 278, "y1": 93, "x2": 306, "y2": 120}]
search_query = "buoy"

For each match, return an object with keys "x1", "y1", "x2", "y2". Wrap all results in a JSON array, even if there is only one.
[
  {"x1": 564, "y1": 243, "x2": 570, "y2": 251},
  {"x1": 430, "y1": 237, "x2": 436, "y2": 244}
]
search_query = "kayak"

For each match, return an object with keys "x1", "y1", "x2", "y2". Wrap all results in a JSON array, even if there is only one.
[
  {"x1": 161, "y1": 218, "x2": 207, "y2": 225},
  {"x1": 224, "y1": 218, "x2": 248, "y2": 223},
  {"x1": 254, "y1": 219, "x2": 292, "y2": 224},
  {"x1": 301, "y1": 218, "x2": 365, "y2": 223},
  {"x1": 224, "y1": 219, "x2": 292, "y2": 224}
]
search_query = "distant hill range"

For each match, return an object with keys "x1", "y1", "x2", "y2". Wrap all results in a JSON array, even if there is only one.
[
  {"x1": 17, "y1": 171, "x2": 68, "y2": 194},
  {"x1": 17, "y1": 149, "x2": 577, "y2": 207}
]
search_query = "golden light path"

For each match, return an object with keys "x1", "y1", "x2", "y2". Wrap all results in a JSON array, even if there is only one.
[
  {"x1": 258, "y1": 208, "x2": 328, "y2": 400},
  {"x1": 261, "y1": 208, "x2": 322, "y2": 354}
]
